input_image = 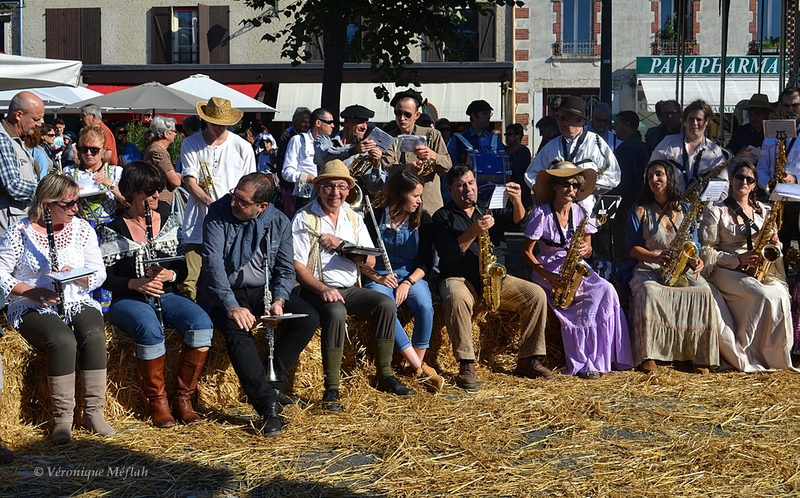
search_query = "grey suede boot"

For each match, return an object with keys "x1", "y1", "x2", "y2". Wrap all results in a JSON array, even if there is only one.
[
  {"x1": 48, "y1": 373, "x2": 76, "y2": 444},
  {"x1": 80, "y1": 369, "x2": 116, "y2": 436}
]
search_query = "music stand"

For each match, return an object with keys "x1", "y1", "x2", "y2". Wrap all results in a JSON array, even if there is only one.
[{"x1": 595, "y1": 195, "x2": 622, "y2": 274}]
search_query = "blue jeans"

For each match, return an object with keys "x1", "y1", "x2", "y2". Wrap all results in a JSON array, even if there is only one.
[
  {"x1": 363, "y1": 279, "x2": 434, "y2": 351},
  {"x1": 108, "y1": 293, "x2": 214, "y2": 360}
]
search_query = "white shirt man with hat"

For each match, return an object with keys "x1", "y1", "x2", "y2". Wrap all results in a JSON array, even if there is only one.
[
  {"x1": 179, "y1": 96, "x2": 256, "y2": 301},
  {"x1": 525, "y1": 96, "x2": 620, "y2": 204},
  {"x1": 292, "y1": 159, "x2": 414, "y2": 412}
]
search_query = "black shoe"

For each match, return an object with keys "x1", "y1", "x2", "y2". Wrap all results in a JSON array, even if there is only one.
[
  {"x1": 322, "y1": 389, "x2": 342, "y2": 413},
  {"x1": 274, "y1": 388, "x2": 298, "y2": 406},
  {"x1": 377, "y1": 375, "x2": 414, "y2": 397},
  {"x1": 257, "y1": 401, "x2": 283, "y2": 437}
]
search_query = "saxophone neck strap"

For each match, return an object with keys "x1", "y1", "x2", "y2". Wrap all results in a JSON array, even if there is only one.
[
  {"x1": 723, "y1": 197, "x2": 757, "y2": 251},
  {"x1": 542, "y1": 203, "x2": 574, "y2": 248}
]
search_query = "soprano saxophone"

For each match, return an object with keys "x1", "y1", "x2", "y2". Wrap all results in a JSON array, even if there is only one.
[
  {"x1": 551, "y1": 203, "x2": 595, "y2": 309},
  {"x1": 471, "y1": 201, "x2": 506, "y2": 312}
]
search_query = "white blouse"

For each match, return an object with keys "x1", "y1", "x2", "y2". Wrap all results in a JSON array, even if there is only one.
[{"x1": 0, "y1": 217, "x2": 106, "y2": 327}]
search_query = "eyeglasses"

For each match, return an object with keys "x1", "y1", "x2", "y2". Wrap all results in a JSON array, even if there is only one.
[
  {"x1": 228, "y1": 189, "x2": 256, "y2": 207},
  {"x1": 734, "y1": 173, "x2": 757, "y2": 185},
  {"x1": 557, "y1": 180, "x2": 581, "y2": 191},
  {"x1": 394, "y1": 109, "x2": 414, "y2": 119},
  {"x1": 143, "y1": 187, "x2": 165, "y2": 197},
  {"x1": 44, "y1": 133, "x2": 56, "y2": 137},
  {"x1": 320, "y1": 183, "x2": 350, "y2": 193},
  {"x1": 319, "y1": 119, "x2": 335, "y2": 125},
  {"x1": 52, "y1": 199, "x2": 79, "y2": 210},
  {"x1": 77, "y1": 146, "x2": 102, "y2": 155}
]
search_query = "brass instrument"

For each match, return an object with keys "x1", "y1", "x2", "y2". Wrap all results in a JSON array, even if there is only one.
[
  {"x1": 418, "y1": 131, "x2": 436, "y2": 176},
  {"x1": 198, "y1": 160, "x2": 218, "y2": 201},
  {"x1": 660, "y1": 198, "x2": 704, "y2": 286},
  {"x1": 345, "y1": 184, "x2": 364, "y2": 210},
  {"x1": 471, "y1": 201, "x2": 506, "y2": 312},
  {"x1": 143, "y1": 200, "x2": 165, "y2": 329},
  {"x1": 43, "y1": 207, "x2": 65, "y2": 317},
  {"x1": 348, "y1": 134, "x2": 376, "y2": 178},
  {"x1": 552, "y1": 203, "x2": 600, "y2": 309}
]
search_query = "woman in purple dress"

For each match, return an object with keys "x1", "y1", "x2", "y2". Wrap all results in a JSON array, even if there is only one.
[{"x1": 522, "y1": 162, "x2": 633, "y2": 378}]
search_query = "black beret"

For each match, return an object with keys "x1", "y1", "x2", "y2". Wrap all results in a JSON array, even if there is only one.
[
  {"x1": 390, "y1": 89, "x2": 423, "y2": 108},
  {"x1": 340, "y1": 104, "x2": 374, "y2": 120},
  {"x1": 465, "y1": 100, "x2": 493, "y2": 115}
]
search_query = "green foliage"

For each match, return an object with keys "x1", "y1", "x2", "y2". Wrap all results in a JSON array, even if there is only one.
[
  {"x1": 126, "y1": 121, "x2": 183, "y2": 164},
  {"x1": 242, "y1": 0, "x2": 521, "y2": 101}
]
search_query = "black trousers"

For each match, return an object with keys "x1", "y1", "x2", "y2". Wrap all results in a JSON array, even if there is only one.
[{"x1": 209, "y1": 287, "x2": 319, "y2": 416}]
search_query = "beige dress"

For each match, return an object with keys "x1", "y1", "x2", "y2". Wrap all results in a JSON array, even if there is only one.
[
  {"x1": 629, "y1": 204, "x2": 719, "y2": 367},
  {"x1": 700, "y1": 202, "x2": 796, "y2": 372}
]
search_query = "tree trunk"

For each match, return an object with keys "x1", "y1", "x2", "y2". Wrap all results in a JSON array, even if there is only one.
[{"x1": 321, "y1": 17, "x2": 349, "y2": 128}]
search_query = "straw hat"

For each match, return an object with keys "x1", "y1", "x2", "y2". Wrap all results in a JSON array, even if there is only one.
[
  {"x1": 196, "y1": 97, "x2": 244, "y2": 126},
  {"x1": 313, "y1": 159, "x2": 356, "y2": 188},
  {"x1": 744, "y1": 93, "x2": 774, "y2": 112},
  {"x1": 534, "y1": 161, "x2": 597, "y2": 204}
]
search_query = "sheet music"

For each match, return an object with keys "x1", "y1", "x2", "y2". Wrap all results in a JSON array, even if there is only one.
[
  {"x1": 764, "y1": 119, "x2": 797, "y2": 139},
  {"x1": 47, "y1": 267, "x2": 97, "y2": 283},
  {"x1": 397, "y1": 134, "x2": 426, "y2": 153},
  {"x1": 701, "y1": 180, "x2": 727, "y2": 202},
  {"x1": 488, "y1": 185, "x2": 508, "y2": 209},
  {"x1": 770, "y1": 183, "x2": 800, "y2": 202},
  {"x1": 366, "y1": 127, "x2": 395, "y2": 152}
]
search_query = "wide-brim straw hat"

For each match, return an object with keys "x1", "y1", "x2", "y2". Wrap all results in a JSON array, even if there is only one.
[
  {"x1": 196, "y1": 97, "x2": 244, "y2": 126},
  {"x1": 313, "y1": 159, "x2": 356, "y2": 188},
  {"x1": 534, "y1": 161, "x2": 597, "y2": 204}
]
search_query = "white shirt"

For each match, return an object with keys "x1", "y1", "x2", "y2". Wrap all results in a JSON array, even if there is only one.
[
  {"x1": 649, "y1": 134, "x2": 729, "y2": 194},
  {"x1": 180, "y1": 131, "x2": 256, "y2": 244},
  {"x1": 282, "y1": 131, "x2": 318, "y2": 184},
  {"x1": 292, "y1": 200, "x2": 374, "y2": 288},
  {"x1": 525, "y1": 129, "x2": 621, "y2": 194},
  {"x1": 757, "y1": 123, "x2": 800, "y2": 190}
]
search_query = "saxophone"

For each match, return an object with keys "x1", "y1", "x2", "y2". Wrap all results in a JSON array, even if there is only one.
[
  {"x1": 749, "y1": 130, "x2": 788, "y2": 277},
  {"x1": 471, "y1": 201, "x2": 506, "y2": 312},
  {"x1": 660, "y1": 198, "x2": 704, "y2": 286},
  {"x1": 551, "y1": 203, "x2": 595, "y2": 309}
]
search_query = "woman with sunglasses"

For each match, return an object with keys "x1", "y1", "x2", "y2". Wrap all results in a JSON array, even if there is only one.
[
  {"x1": 626, "y1": 160, "x2": 719, "y2": 374},
  {"x1": 361, "y1": 171, "x2": 443, "y2": 391},
  {"x1": 100, "y1": 161, "x2": 213, "y2": 428},
  {"x1": 0, "y1": 174, "x2": 113, "y2": 444},
  {"x1": 522, "y1": 162, "x2": 632, "y2": 378},
  {"x1": 64, "y1": 124, "x2": 126, "y2": 226},
  {"x1": 699, "y1": 161, "x2": 795, "y2": 371}
]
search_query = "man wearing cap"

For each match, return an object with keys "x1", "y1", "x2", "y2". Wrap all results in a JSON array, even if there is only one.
[
  {"x1": 524, "y1": 96, "x2": 620, "y2": 204},
  {"x1": 179, "y1": 96, "x2": 256, "y2": 301},
  {"x1": 381, "y1": 89, "x2": 451, "y2": 214},
  {"x1": 200, "y1": 173, "x2": 320, "y2": 436},
  {"x1": 645, "y1": 100, "x2": 683, "y2": 153},
  {"x1": 431, "y1": 164, "x2": 552, "y2": 389},
  {"x1": 727, "y1": 93, "x2": 774, "y2": 154},
  {"x1": 448, "y1": 100, "x2": 504, "y2": 164},
  {"x1": 255, "y1": 132, "x2": 277, "y2": 174},
  {"x1": 292, "y1": 159, "x2": 414, "y2": 412},
  {"x1": 0, "y1": 91, "x2": 44, "y2": 234},
  {"x1": 585, "y1": 103, "x2": 621, "y2": 152},
  {"x1": 314, "y1": 104, "x2": 380, "y2": 168},
  {"x1": 282, "y1": 108, "x2": 336, "y2": 219}
]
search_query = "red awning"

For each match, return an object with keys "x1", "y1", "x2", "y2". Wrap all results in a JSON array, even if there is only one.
[
  {"x1": 87, "y1": 85, "x2": 133, "y2": 94},
  {"x1": 227, "y1": 84, "x2": 262, "y2": 98}
]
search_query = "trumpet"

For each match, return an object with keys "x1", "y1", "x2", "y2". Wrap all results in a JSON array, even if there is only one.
[{"x1": 198, "y1": 160, "x2": 218, "y2": 201}]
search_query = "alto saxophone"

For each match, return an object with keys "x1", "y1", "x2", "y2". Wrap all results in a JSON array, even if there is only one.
[
  {"x1": 471, "y1": 201, "x2": 506, "y2": 312},
  {"x1": 660, "y1": 198, "x2": 704, "y2": 286},
  {"x1": 551, "y1": 203, "x2": 597, "y2": 309},
  {"x1": 749, "y1": 130, "x2": 788, "y2": 277}
]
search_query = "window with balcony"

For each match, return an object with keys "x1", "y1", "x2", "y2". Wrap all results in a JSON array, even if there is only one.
[
  {"x1": 749, "y1": 0, "x2": 781, "y2": 54},
  {"x1": 151, "y1": 5, "x2": 229, "y2": 64},
  {"x1": 652, "y1": 0, "x2": 696, "y2": 55},
  {"x1": 557, "y1": 0, "x2": 593, "y2": 56}
]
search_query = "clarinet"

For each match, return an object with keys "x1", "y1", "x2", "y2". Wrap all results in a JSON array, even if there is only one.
[
  {"x1": 43, "y1": 207, "x2": 65, "y2": 317},
  {"x1": 263, "y1": 233, "x2": 277, "y2": 382},
  {"x1": 143, "y1": 200, "x2": 165, "y2": 329}
]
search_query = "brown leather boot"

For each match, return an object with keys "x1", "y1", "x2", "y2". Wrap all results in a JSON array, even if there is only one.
[
  {"x1": 137, "y1": 356, "x2": 175, "y2": 428},
  {"x1": 172, "y1": 347, "x2": 208, "y2": 425}
]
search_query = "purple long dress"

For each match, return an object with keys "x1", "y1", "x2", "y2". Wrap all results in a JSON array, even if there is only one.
[{"x1": 525, "y1": 204, "x2": 634, "y2": 375}]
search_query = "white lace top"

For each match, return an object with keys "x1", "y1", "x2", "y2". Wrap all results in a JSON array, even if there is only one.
[{"x1": 0, "y1": 217, "x2": 106, "y2": 328}]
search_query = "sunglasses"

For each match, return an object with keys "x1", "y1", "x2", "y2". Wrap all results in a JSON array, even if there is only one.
[
  {"x1": 77, "y1": 146, "x2": 102, "y2": 155},
  {"x1": 734, "y1": 173, "x2": 757, "y2": 185},
  {"x1": 52, "y1": 199, "x2": 79, "y2": 209},
  {"x1": 143, "y1": 187, "x2": 165, "y2": 196},
  {"x1": 319, "y1": 119, "x2": 335, "y2": 125},
  {"x1": 557, "y1": 180, "x2": 581, "y2": 190},
  {"x1": 394, "y1": 109, "x2": 414, "y2": 119},
  {"x1": 44, "y1": 133, "x2": 56, "y2": 137}
]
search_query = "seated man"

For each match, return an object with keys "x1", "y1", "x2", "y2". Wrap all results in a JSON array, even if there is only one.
[
  {"x1": 292, "y1": 160, "x2": 413, "y2": 412},
  {"x1": 199, "y1": 173, "x2": 320, "y2": 436},
  {"x1": 432, "y1": 164, "x2": 553, "y2": 389}
]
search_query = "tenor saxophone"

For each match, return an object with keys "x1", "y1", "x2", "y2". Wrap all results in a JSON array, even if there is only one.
[
  {"x1": 660, "y1": 198, "x2": 704, "y2": 286},
  {"x1": 551, "y1": 203, "x2": 596, "y2": 309},
  {"x1": 471, "y1": 201, "x2": 506, "y2": 312}
]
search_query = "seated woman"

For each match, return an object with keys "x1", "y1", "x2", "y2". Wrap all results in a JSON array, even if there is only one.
[
  {"x1": 522, "y1": 162, "x2": 633, "y2": 378},
  {"x1": 362, "y1": 171, "x2": 443, "y2": 391},
  {"x1": 700, "y1": 161, "x2": 795, "y2": 371},
  {"x1": 627, "y1": 160, "x2": 720, "y2": 374},
  {"x1": 100, "y1": 161, "x2": 214, "y2": 427},
  {"x1": 0, "y1": 175, "x2": 114, "y2": 444}
]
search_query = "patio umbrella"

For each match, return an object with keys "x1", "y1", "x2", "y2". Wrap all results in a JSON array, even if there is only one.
[
  {"x1": 60, "y1": 81, "x2": 205, "y2": 114},
  {"x1": 0, "y1": 86, "x2": 101, "y2": 111},
  {"x1": 0, "y1": 54, "x2": 82, "y2": 91},
  {"x1": 168, "y1": 74, "x2": 277, "y2": 113}
]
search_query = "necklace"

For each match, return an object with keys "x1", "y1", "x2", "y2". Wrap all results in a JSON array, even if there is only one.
[{"x1": 125, "y1": 212, "x2": 147, "y2": 232}]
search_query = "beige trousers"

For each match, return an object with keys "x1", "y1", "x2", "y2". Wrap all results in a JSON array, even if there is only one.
[{"x1": 179, "y1": 244, "x2": 202, "y2": 302}]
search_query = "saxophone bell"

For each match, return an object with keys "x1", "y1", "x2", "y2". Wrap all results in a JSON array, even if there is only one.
[{"x1": 663, "y1": 241, "x2": 700, "y2": 287}]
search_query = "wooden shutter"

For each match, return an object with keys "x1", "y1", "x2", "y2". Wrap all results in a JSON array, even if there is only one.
[
  {"x1": 151, "y1": 7, "x2": 173, "y2": 64},
  {"x1": 80, "y1": 8, "x2": 101, "y2": 64},
  {"x1": 478, "y1": 7, "x2": 496, "y2": 62},
  {"x1": 207, "y1": 5, "x2": 230, "y2": 64},
  {"x1": 46, "y1": 9, "x2": 100, "y2": 64},
  {"x1": 198, "y1": 4, "x2": 210, "y2": 64}
]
